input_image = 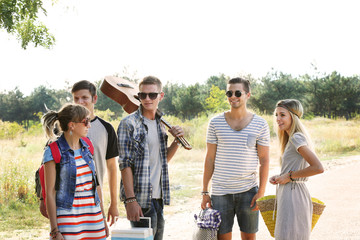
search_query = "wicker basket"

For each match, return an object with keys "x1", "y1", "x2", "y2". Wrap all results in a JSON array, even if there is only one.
[{"x1": 256, "y1": 195, "x2": 326, "y2": 237}]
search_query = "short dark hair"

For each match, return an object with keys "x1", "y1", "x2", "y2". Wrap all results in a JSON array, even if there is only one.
[
  {"x1": 228, "y1": 77, "x2": 251, "y2": 93},
  {"x1": 139, "y1": 76, "x2": 162, "y2": 91},
  {"x1": 71, "y1": 80, "x2": 97, "y2": 97}
]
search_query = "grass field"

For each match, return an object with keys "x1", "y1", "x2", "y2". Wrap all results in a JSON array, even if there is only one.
[{"x1": 0, "y1": 115, "x2": 359, "y2": 238}]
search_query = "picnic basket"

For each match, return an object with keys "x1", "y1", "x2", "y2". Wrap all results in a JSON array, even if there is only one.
[{"x1": 256, "y1": 195, "x2": 326, "y2": 237}]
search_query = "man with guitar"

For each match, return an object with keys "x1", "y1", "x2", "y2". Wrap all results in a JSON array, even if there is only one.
[
  {"x1": 117, "y1": 76, "x2": 184, "y2": 240},
  {"x1": 71, "y1": 80, "x2": 120, "y2": 226}
]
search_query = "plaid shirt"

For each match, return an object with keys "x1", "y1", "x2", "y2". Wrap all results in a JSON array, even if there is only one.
[{"x1": 117, "y1": 107, "x2": 170, "y2": 208}]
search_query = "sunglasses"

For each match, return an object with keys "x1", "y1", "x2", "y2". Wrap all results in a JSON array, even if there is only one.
[
  {"x1": 225, "y1": 90, "x2": 245, "y2": 98},
  {"x1": 74, "y1": 117, "x2": 91, "y2": 126},
  {"x1": 138, "y1": 92, "x2": 160, "y2": 100}
]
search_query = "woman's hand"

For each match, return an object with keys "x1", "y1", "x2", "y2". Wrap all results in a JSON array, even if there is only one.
[
  {"x1": 51, "y1": 231, "x2": 64, "y2": 240},
  {"x1": 104, "y1": 220, "x2": 110, "y2": 237},
  {"x1": 274, "y1": 173, "x2": 291, "y2": 185},
  {"x1": 269, "y1": 175, "x2": 277, "y2": 185},
  {"x1": 56, "y1": 232, "x2": 64, "y2": 240},
  {"x1": 269, "y1": 175, "x2": 278, "y2": 185}
]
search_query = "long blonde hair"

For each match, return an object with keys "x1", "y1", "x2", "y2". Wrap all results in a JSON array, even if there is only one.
[
  {"x1": 274, "y1": 99, "x2": 313, "y2": 158},
  {"x1": 42, "y1": 103, "x2": 89, "y2": 141}
]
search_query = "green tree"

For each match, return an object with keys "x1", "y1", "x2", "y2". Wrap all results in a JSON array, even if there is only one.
[
  {"x1": 172, "y1": 83, "x2": 204, "y2": 120},
  {"x1": 205, "y1": 74, "x2": 228, "y2": 91},
  {"x1": 27, "y1": 85, "x2": 58, "y2": 119},
  {"x1": 307, "y1": 72, "x2": 342, "y2": 119},
  {"x1": 250, "y1": 71, "x2": 307, "y2": 114},
  {"x1": 0, "y1": 0, "x2": 55, "y2": 49},
  {"x1": 341, "y1": 76, "x2": 360, "y2": 119},
  {"x1": 94, "y1": 80, "x2": 124, "y2": 118},
  {"x1": 205, "y1": 85, "x2": 228, "y2": 113},
  {"x1": 0, "y1": 87, "x2": 27, "y2": 123},
  {"x1": 324, "y1": 72, "x2": 341, "y2": 118},
  {"x1": 315, "y1": 72, "x2": 360, "y2": 119},
  {"x1": 159, "y1": 82, "x2": 181, "y2": 116},
  {"x1": 52, "y1": 88, "x2": 72, "y2": 110}
]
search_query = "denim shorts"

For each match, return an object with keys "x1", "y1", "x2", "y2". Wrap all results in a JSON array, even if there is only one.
[{"x1": 211, "y1": 187, "x2": 259, "y2": 234}]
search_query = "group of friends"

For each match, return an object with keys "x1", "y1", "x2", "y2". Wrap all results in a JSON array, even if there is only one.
[{"x1": 41, "y1": 76, "x2": 324, "y2": 240}]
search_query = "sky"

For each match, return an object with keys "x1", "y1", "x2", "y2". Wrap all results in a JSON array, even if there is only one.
[{"x1": 1, "y1": 0, "x2": 360, "y2": 96}]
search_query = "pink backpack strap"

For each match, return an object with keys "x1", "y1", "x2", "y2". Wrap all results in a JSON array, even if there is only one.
[
  {"x1": 81, "y1": 137, "x2": 94, "y2": 155},
  {"x1": 49, "y1": 142, "x2": 61, "y2": 163}
]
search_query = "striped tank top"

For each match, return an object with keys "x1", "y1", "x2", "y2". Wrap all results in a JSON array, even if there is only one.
[{"x1": 56, "y1": 149, "x2": 106, "y2": 240}]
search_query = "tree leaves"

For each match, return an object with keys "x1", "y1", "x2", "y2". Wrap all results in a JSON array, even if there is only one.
[{"x1": 0, "y1": 0, "x2": 55, "y2": 49}]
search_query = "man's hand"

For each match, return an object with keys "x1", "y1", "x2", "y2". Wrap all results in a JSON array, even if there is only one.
[
  {"x1": 168, "y1": 125, "x2": 184, "y2": 138},
  {"x1": 250, "y1": 192, "x2": 263, "y2": 211},
  {"x1": 107, "y1": 203, "x2": 119, "y2": 226},
  {"x1": 125, "y1": 201, "x2": 143, "y2": 222},
  {"x1": 201, "y1": 195, "x2": 212, "y2": 210}
]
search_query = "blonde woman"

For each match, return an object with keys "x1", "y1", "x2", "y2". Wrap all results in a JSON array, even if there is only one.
[{"x1": 269, "y1": 99, "x2": 324, "y2": 240}]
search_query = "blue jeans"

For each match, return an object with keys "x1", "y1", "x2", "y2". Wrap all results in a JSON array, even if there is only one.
[
  {"x1": 211, "y1": 187, "x2": 259, "y2": 234},
  {"x1": 131, "y1": 199, "x2": 165, "y2": 240}
]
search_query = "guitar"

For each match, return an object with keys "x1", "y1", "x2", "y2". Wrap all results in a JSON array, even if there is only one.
[{"x1": 100, "y1": 76, "x2": 192, "y2": 150}]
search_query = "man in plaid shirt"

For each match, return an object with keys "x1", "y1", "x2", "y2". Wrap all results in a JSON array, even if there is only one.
[{"x1": 117, "y1": 76, "x2": 184, "y2": 240}]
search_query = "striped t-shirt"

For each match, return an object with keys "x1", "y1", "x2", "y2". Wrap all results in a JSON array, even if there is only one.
[
  {"x1": 56, "y1": 149, "x2": 106, "y2": 240},
  {"x1": 207, "y1": 113, "x2": 270, "y2": 195}
]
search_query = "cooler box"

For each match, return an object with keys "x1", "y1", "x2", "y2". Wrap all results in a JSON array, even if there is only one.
[{"x1": 111, "y1": 217, "x2": 153, "y2": 240}]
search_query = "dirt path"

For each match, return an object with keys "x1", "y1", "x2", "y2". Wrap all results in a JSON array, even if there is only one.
[{"x1": 163, "y1": 155, "x2": 360, "y2": 240}]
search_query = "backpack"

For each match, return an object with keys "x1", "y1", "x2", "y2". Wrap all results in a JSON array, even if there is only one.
[{"x1": 35, "y1": 137, "x2": 94, "y2": 218}]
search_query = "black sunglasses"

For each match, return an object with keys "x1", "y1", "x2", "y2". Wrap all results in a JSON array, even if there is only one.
[
  {"x1": 226, "y1": 90, "x2": 244, "y2": 98},
  {"x1": 138, "y1": 92, "x2": 160, "y2": 100},
  {"x1": 74, "y1": 117, "x2": 91, "y2": 126}
]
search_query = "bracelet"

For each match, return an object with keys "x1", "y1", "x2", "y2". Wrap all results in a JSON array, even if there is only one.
[
  {"x1": 201, "y1": 191, "x2": 209, "y2": 196},
  {"x1": 174, "y1": 139, "x2": 181, "y2": 146},
  {"x1": 50, "y1": 230, "x2": 60, "y2": 239},
  {"x1": 125, "y1": 198, "x2": 137, "y2": 204},
  {"x1": 288, "y1": 171, "x2": 295, "y2": 181},
  {"x1": 125, "y1": 196, "x2": 136, "y2": 202}
]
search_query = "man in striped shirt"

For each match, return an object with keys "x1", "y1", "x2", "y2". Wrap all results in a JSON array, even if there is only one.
[{"x1": 201, "y1": 77, "x2": 270, "y2": 240}]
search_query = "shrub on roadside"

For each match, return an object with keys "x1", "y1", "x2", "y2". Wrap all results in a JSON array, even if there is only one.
[{"x1": 0, "y1": 120, "x2": 24, "y2": 139}]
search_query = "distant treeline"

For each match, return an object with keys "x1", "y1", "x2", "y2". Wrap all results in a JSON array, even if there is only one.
[{"x1": 1, "y1": 71, "x2": 359, "y2": 126}]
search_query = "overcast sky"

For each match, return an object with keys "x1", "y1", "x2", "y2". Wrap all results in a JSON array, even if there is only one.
[{"x1": 1, "y1": 0, "x2": 359, "y2": 96}]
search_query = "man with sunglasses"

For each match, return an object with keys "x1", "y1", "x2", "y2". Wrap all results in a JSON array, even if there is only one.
[
  {"x1": 117, "y1": 76, "x2": 184, "y2": 240},
  {"x1": 201, "y1": 77, "x2": 270, "y2": 240},
  {"x1": 71, "y1": 80, "x2": 120, "y2": 226}
]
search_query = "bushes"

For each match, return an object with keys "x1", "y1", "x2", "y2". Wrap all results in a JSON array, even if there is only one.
[
  {"x1": 0, "y1": 120, "x2": 24, "y2": 139},
  {"x1": 1, "y1": 115, "x2": 360, "y2": 208}
]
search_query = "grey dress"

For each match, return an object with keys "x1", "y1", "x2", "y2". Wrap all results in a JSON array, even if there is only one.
[{"x1": 274, "y1": 132, "x2": 313, "y2": 240}]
